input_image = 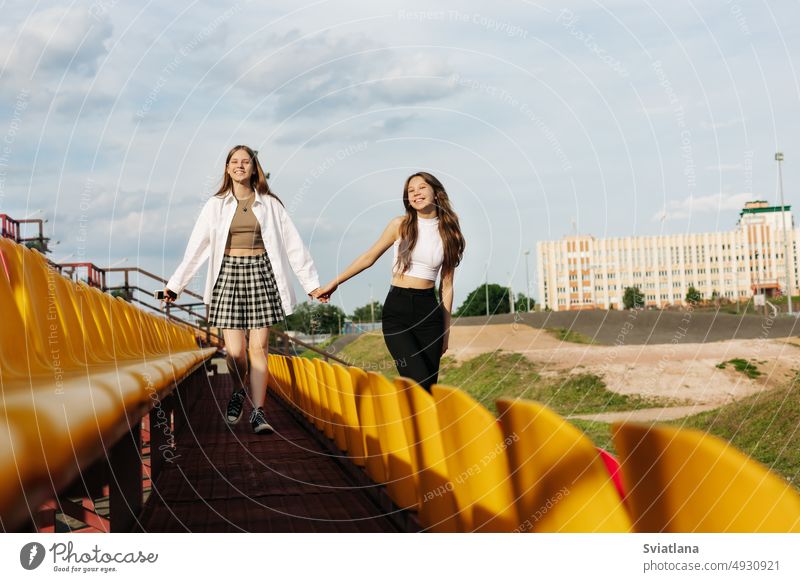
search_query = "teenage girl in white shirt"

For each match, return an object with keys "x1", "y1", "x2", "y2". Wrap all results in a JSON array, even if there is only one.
[{"x1": 164, "y1": 145, "x2": 324, "y2": 433}]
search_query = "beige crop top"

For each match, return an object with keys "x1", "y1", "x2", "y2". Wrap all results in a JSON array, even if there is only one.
[{"x1": 225, "y1": 195, "x2": 265, "y2": 251}]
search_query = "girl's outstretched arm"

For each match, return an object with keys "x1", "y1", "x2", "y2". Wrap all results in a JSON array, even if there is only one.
[{"x1": 316, "y1": 217, "x2": 401, "y2": 299}]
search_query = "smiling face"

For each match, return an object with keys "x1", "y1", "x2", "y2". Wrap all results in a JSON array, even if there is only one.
[
  {"x1": 406, "y1": 175, "x2": 436, "y2": 213},
  {"x1": 227, "y1": 148, "x2": 254, "y2": 184}
]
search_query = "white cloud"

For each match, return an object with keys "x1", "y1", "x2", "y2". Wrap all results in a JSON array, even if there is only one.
[
  {"x1": 274, "y1": 113, "x2": 419, "y2": 146},
  {"x1": 700, "y1": 117, "x2": 744, "y2": 130},
  {"x1": 1, "y1": 6, "x2": 112, "y2": 81},
  {"x1": 226, "y1": 30, "x2": 456, "y2": 120},
  {"x1": 2, "y1": 0, "x2": 800, "y2": 308},
  {"x1": 704, "y1": 163, "x2": 743, "y2": 171},
  {"x1": 654, "y1": 192, "x2": 756, "y2": 221}
]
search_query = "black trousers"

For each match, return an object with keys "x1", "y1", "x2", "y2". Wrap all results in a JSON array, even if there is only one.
[{"x1": 381, "y1": 285, "x2": 445, "y2": 392}]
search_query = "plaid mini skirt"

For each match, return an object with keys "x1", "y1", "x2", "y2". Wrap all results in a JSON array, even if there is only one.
[{"x1": 208, "y1": 252, "x2": 286, "y2": 329}]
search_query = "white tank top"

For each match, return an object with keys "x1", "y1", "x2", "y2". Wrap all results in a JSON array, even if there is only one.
[{"x1": 392, "y1": 216, "x2": 444, "y2": 281}]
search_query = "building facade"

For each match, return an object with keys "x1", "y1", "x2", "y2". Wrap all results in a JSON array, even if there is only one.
[{"x1": 537, "y1": 201, "x2": 799, "y2": 311}]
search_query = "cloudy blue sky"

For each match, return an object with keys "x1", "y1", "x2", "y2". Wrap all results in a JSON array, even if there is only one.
[{"x1": 1, "y1": 0, "x2": 799, "y2": 313}]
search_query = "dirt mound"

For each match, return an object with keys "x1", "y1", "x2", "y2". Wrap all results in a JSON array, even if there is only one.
[{"x1": 448, "y1": 324, "x2": 800, "y2": 409}]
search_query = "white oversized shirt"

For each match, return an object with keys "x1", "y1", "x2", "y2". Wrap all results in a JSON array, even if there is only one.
[{"x1": 166, "y1": 191, "x2": 320, "y2": 315}]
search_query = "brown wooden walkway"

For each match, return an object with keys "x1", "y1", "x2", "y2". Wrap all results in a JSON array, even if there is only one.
[{"x1": 137, "y1": 371, "x2": 401, "y2": 532}]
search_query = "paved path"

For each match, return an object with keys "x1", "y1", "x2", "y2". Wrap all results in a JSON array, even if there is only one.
[
  {"x1": 137, "y1": 371, "x2": 399, "y2": 532},
  {"x1": 568, "y1": 404, "x2": 719, "y2": 423}
]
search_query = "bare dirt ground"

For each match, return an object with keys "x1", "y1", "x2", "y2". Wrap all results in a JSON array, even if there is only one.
[{"x1": 448, "y1": 324, "x2": 800, "y2": 420}]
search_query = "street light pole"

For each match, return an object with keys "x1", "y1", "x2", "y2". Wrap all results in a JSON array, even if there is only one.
[
  {"x1": 485, "y1": 264, "x2": 489, "y2": 316},
  {"x1": 776, "y1": 152, "x2": 793, "y2": 315},
  {"x1": 508, "y1": 274, "x2": 515, "y2": 314},
  {"x1": 369, "y1": 284, "x2": 375, "y2": 323},
  {"x1": 524, "y1": 250, "x2": 531, "y2": 312}
]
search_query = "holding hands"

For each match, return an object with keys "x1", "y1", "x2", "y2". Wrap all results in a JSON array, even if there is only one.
[{"x1": 309, "y1": 282, "x2": 336, "y2": 303}]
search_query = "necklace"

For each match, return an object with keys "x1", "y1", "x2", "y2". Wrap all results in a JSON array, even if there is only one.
[{"x1": 237, "y1": 193, "x2": 255, "y2": 213}]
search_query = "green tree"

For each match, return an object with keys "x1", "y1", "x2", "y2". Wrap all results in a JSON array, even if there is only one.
[
  {"x1": 110, "y1": 288, "x2": 133, "y2": 302},
  {"x1": 685, "y1": 285, "x2": 702, "y2": 304},
  {"x1": 454, "y1": 283, "x2": 512, "y2": 317},
  {"x1": 282, "y1": 302, "x2": 346, "y2": 335},
  {"x1": 622, "y1": 286, "x2": 644, "y2": 310},
  {"x1": 514, "y1": 293, "x2": 535, "y2": 313},
  {"x1": 24, "y1": 239, "x2": 49, "y2": 254},
  {"x1": 351, "y1": 300, "x2": 383, "y2": 323}
]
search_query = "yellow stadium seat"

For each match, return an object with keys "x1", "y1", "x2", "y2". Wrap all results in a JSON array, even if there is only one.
[
  {"x1": 0, "y1": 243, "x2": 140, "y2": 392},
  {"x1": 368, "y1": 372, "x2": 417, "y2": 510},
  {"x1": 281, "y1": 356, "x2": 296, "y2": 403},
  {"x1": 312, "y1": 359, "x2": 335, "y2": 439},
  {"x1": 349, "y1": 366, "x2": 386, "y2": 483},
  {"x1": 395, "y1": 377, "x2": 459, "y2": 532},
  {"x1": 0, "y1": 237, "x2": 215, "y2": 528},
  {"x1": 289, "y1": 357, "x2": 311, "y2": 419},
  {"x1": 318, "y1": 360, "x2": 347, "y2": 451},
  {"x1": 496, "y1": 398, "x2": 632, "y2": 532},
  {"x1": 0, "y1": 240, "x2": 52, "y2": 378},
  {"x1": 431, "y1": 385, "x2": 519, "y2": 532},
  {"x1": 274, "y1": 355, "x2": 292, "y2": 401},
  {"x1": 332, "y1": 363, "x2": 365, "y2": 465},
  {"x1": 266, "y1": 355, "x2": 281, "y2": 395},
  {"x1": 302, "y1": 359, "x2": 324, "y2": 431},
  {"x1": 134, "y1": 309, "x2": 167, "y2": 355},
  {"x1": 612, "y1": 422, "x2": 800, "y2": 532}
]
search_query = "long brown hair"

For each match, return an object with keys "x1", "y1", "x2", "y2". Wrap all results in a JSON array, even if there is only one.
[
  {"x1": 396, "y1": 172, "x2": 465, "y2": 283},
  {"x1": 214, "y1": 145, "x2": 283, "y2": 205}
]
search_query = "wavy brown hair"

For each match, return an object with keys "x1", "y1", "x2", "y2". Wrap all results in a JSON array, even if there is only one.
[
  {"x1": 214, "y1": 145, "x2": 283, "y2": 205},
  {"x1": 396, "y1": 172, "x2": 465, "y2": 283}
]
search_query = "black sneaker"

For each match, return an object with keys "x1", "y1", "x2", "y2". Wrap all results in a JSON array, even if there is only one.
[
  {"x1": 226, "y1": 389, "x2": 246, "y2": 424},
  {"x1": 249, "y1": 407, "x2": 274, "y2": 434}
]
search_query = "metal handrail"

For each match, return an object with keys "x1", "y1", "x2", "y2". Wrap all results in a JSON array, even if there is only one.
[
  {"x1": 100, "y1": 267, "x2": 349, "y2": 363},
  {"x1": 1, "y1": 221, "x2": 347, "y2": 363},
  {"x1": 0, "y1": 214, "x2": 51, "y2": 250},
  {"x1": 274, "y1": 331, "x2": 351, "y2": 366}
]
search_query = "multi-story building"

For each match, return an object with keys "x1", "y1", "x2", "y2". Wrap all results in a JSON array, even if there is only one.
[{"x1": 537, "y1": 201, "x2": 799, "y2": 311}]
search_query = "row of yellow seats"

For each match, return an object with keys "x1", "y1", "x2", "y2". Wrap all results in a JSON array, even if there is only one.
[
  {"x1": 267, "y1": 354, "x2": 628, "y2": 532},
  {"x1": 268, "y1": 353, "x2": 800, "y2": 533},
  {"x1": 0, "y1": 237, "x2": 216, "y2": 530}
]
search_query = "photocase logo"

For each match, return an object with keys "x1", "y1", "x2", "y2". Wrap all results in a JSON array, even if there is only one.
[{"x1": 20, "y1": 542, "x2": 46, "y2": 570}]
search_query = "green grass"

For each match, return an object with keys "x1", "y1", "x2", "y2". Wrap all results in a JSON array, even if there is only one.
[
  {"x1": 336, "y1": 332, "x2": 398, "y2": 376},
  {"x1": 568, "y1": 419, "x2": 615, "y2": 454},
  {"x1": 669, "y1": 381, "x2": 800, "y2": 488},
  {"x1": 297, "y1": 335, "x2": 341, "y2": 359},
  {"x1": 439, "y1": 351, "x2": 667, "y2": 416},
  {"x1": 716, "y1": 358, "x2": 761, "y2": 379},
  {"x1": 336, "y1": 335, "x2": 669, "y2": 415},
  {"x1": 720, "y1": 304, "x2": 766, "y2": 316},
  {"x1": 769, "y1": 294, "x2": 800, "y2": 306},
  {"x1": 545, "y1": 327, "x2": 596, "y2": 345}
]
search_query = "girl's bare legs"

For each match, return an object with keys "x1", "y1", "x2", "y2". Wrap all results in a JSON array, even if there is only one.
[
  {"x1": 248, "y1": 327, "x2": 270, "y2": 409},
  {"x1": 222, "y1": 329, "x2": 249, "y2": 391}
]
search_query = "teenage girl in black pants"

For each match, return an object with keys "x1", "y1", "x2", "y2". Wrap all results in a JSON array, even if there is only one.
[{"x1": 314, "y1": 172, "x2": 465, "y2": 391}]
